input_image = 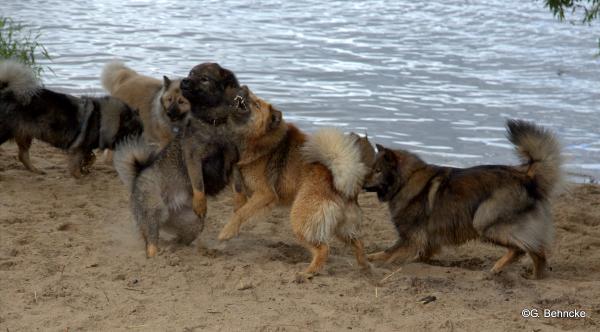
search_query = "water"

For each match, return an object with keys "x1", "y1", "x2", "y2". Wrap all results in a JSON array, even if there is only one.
[{"x1": 4, "y1": 0, "x2": 600, "y2": 180}]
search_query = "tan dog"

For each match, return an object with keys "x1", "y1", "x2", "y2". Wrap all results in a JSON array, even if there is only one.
[
  {"x1": 218, "y1": 91, "x2": 376, "y2": 281},
  {"x1": 101, "y1": 61, "x2": 190, "y2": 148},
  {"x1": 364, "y1": 120, "x2": 563, "y2": 279}
]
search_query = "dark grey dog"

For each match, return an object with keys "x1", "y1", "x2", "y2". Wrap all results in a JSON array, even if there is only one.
[
  {"x1": 0, "y1": 60, "x2": 143, "y2": 177},
  {"x1": 113, "y1": 86, "x2": 256, "y2": 257}
]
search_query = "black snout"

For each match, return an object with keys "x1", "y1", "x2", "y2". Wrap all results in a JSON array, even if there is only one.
[
  {"x1": 166, "y1": 106, "x2": 185, "y2": 121},
  {"x1": 180, "y1": 78, "x2": 192, "y2": 90}
]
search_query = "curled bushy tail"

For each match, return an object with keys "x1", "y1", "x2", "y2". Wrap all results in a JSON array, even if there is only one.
[
  {"x1": 101, "y1": 61, "x2": 137, "y2": 94},
  {"x1": 506, "y1": 119, "x2": 564, "y2": 198},
  {"x1": 301, "y1": 128, "x2": 369, "y2": 198},
  {"x1": 113, "y1": 135, "x2": 157, "y2": 192},
  {"x1": 0, "y1": 60, "x2": 40, "y2": 104}
]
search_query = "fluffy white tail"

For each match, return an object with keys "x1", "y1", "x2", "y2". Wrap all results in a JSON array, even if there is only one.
[
  {"x1": 0, "y1": 60, "x2": 40, "y2": 104},
  {"x1": 101, "y1": 61, "x2": 137, "y2": 94},
  {"x1": 113, "y1": 135, "x2": 157, "y2": 192},
  {"x1": 301, "y1": 128, "x2": 369, "y2": 198}
]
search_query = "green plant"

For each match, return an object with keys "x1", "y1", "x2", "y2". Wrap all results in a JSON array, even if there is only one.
[
  {"x1": 0, "y1": 17, "x2": 51, "y2": 77},
  {"x1": 544, "y1": 0, "x2": 600, "y2": 23}
]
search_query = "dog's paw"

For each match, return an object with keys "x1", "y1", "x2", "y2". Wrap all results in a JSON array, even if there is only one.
[
  {"x1": 146, "y1": 244, "x2": 158, "y2": 258},
  {"x1": 367, "y1": 251, "x2": 387, "y2": 262},
  {"x1": 192, "y1": 191, "x2": 207, "y2": 219},
  {"x1": 29, "y1": 167, "x2": 46, "y2": 175},
  {"x1": 218, "y1": 222, "x2": 240, "y2": 241},
  {"x1": 294, "y1": 271, "x2": 316, "y2": 284}
]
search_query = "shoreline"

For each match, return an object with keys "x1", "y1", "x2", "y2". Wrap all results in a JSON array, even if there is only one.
[{"x1": 1, "y1": 141, "x2": 599, "y2": 330}]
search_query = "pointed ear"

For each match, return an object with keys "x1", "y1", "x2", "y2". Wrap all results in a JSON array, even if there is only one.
[
  {"x1": 269, "y1": 106, "x2": 282, "y2": 131},
  {"x1": 163, "y1": 76, "x2": 171, "y2": 88},
  {"x1": 375, "y1": 144, "x2": 386, "y2": 152}
]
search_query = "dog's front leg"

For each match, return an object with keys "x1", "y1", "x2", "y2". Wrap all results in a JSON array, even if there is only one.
[
  {"x1": 231, "y1": 166, "x2": 247, "y2": 212},
  {"x1": 183, "y1": 141, "x2": 207, "y2": 220},
  {"x1": 368, "y1": 239, "x2": 412, "y2": 264},
  {"x1": 218, "y1": 190, "x2": 276, "y2": 241}
]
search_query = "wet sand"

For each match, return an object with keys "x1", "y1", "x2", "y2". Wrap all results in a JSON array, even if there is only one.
[{"x1": 1, "y1": 141, "x2": 599, "y2": 331}]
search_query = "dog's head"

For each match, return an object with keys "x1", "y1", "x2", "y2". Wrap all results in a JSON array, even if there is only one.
[
  {"x1": 364, "y1": 144, "x2": 424, "y2": 202},
  {"x1": 97, "y1": 97, "x2": 143, "y2": 150},
  {"x1": 228, "y1": 85, "x2": 283, "y2": 140},
  {"x1": 180, "y1": 63, "x2": 240, "y2": 123},
  {"x1": 161, "y1": 76, "x2": 191, "y2": 122}
]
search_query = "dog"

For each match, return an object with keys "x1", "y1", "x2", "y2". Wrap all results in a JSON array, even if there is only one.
[
  {"x1": 0, "y1": 60, "x2": 143, "y2": 177},
  {"x1": 101, "y1": 61, "x2": 191, "y2": 148},
  {"x1": 113, "y1": 61, "x2": 243, "y2": 257},
  {"x1": 217, "y1": 91, "x2": 376, "y2": 281},
  {"x1": 113, "y1": 85, "x2": 258, "y2": 257},
  {"x1": 364, "y1": 119, "x2": 563, "y2": 279}
]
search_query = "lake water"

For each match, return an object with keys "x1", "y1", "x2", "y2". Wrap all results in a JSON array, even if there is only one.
[{"x1": 4, "y1": 0, "x2": 600, "y2": 180}]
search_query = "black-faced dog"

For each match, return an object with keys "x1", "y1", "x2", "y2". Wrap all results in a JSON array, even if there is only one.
[
  {"x1": 0, "y1": 60, "x2": 143, "y2": 177},
  {"x1": 364, "y1": 119, "x2": 563, "y2": 279}
]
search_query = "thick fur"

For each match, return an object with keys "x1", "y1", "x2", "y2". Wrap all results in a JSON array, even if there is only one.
[
  {"x1": 217, "y1": 92, "x2": 375, "y2": 281},
  {"x1": 364, "y1": 119, "x2": 563, "y2": 279},
  {"x1": 506, "y1": 119, "x2": 564, "y2": 198},
  {"x1": 0, "y1": 60, "x2": 143, "y2": 177},
  {"x1": 113, "y1": 84, "x2": 256, "y2": 258},
  {"x1": 0, "y1": 60, "x2": 40, "y2": 104},
  {"x1": 101, "y1": 61, "x2": 190, "y2": 148},
  {"x1": 302, "y1": 128, "x2": 370, "y2": 198},
  {"x1": 112, "y1": 135, "x2": 158, "y2": 192}
]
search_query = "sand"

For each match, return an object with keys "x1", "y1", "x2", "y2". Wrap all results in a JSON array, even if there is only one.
[{"x1": 1, "y1": 141, "x2": 599, "y2": 331}]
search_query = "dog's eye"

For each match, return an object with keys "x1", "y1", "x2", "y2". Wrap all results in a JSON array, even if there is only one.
[
  {"x1": 178, "y1": 99, "x2": 184, "y2": 105},
  {"x1": 200, "y1": 77, "x2": 209, "y2": 83}
]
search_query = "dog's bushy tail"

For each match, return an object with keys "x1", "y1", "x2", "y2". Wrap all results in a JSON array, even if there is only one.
[
  {"x1": 101, "y1": 61, "x2": 137, "y2": 94},
  {"x1": 301, "y1": 128, "x2": 369, "y2": 199},
  {"x1": 113, "y1": 135, "x2": 157, "y2": 192},
  {"x1": 506, "y1": 119, "x2": 564, "y2": 198},
  {"x1": 0, "y1": 60, "x2": 40, "y2": 104}
]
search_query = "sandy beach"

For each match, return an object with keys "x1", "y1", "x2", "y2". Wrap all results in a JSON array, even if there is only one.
[{"x1": 1, "y1": 141, "x2": 599, "y2": 331}]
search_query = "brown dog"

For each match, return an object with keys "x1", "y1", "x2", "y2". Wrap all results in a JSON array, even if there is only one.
[
  {"x1": 364, "y1": 119, "x2": 563, "y2": 279},
  {"x1": 102, "y1": 61, "x2": 190, "y2": 148},
  {"x1": 218, "y1": 90, "x2": 376, "y2": 281}
]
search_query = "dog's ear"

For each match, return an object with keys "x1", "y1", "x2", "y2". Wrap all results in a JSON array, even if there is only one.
[
  {"x1": 220, "y1": 67, "x2": 240, "y2": 89},
  {"x1": 163, "y1": 76, "x2": 171, "y2": 89},
  {"x1": 376, "y1": 144, "x2": 396, "y2": 164},
  {"x1": 269, "y1": 106, "x2": 282, "y2": 131}
]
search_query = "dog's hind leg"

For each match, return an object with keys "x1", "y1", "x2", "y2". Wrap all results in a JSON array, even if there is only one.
[
  {"x1": 67, "y1": 150, "x2": 86, "y2": 178},
  {"x1": 295, "y1": 241, "x2": 330, "y2": 283},
  {"x1": 15, "y1": 135, "x2": 44, "y2": 174},
  {"x1": 528, "y1": 250, "x2": 547, "y2": 279},
  {"x1": 491, "y1": 247, "x2": 525, "y2": 274},
  {"x1": 139, "y1": 211, "x2": 161, "y2": 258},
  {"x1": 133, "y1": 198, "x2": 165, "y2": 258},
  {"x1": 335, "y1": 203, "x2": 372, "y2": 272}
]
